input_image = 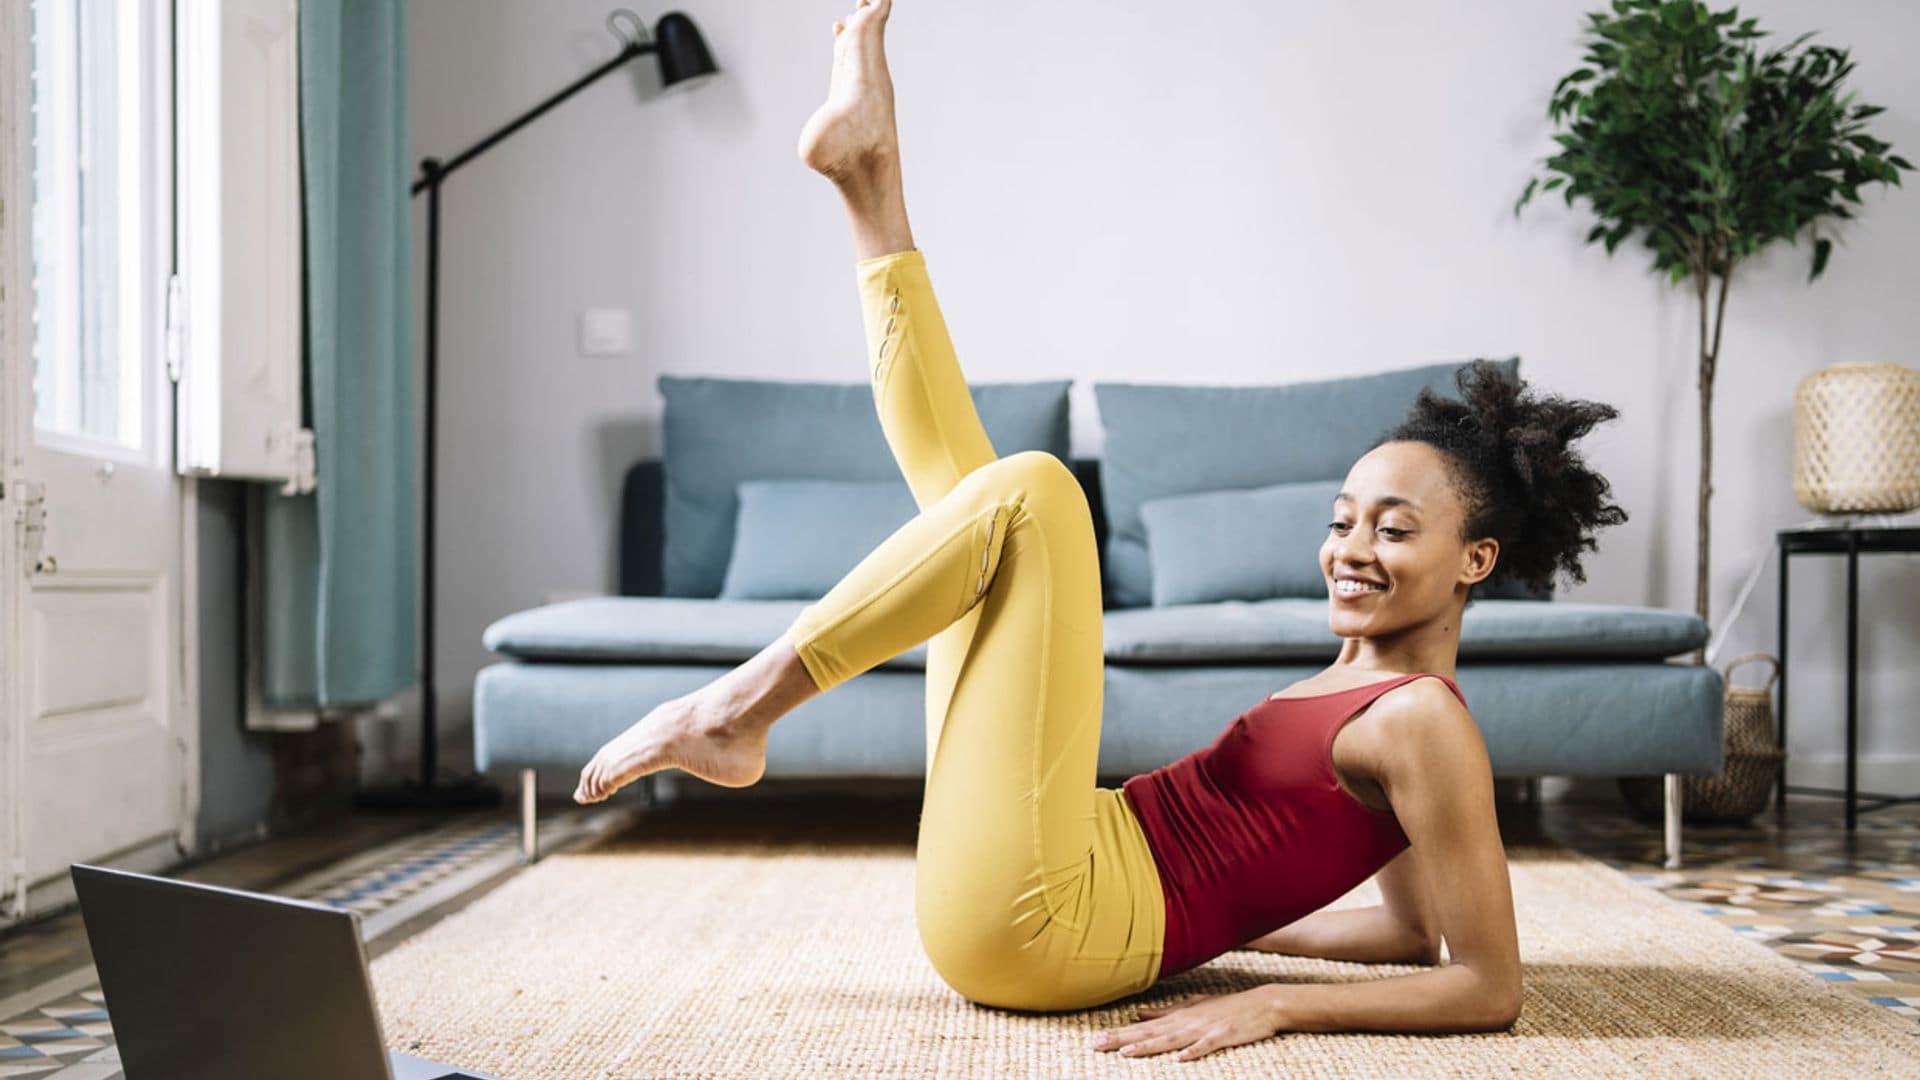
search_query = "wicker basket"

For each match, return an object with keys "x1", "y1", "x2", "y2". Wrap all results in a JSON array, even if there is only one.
[
  {"x1": 1618, "y1": 653, "x2": 1786, "y2": 824},
  {"x1": 1792, "y1": 362, "x2": 1920, "y2": 514}
]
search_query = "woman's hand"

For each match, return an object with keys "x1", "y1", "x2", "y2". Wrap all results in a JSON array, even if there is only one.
[{"x1": 1089, "y1": 988, "x2": 1280, "y2": 1062}]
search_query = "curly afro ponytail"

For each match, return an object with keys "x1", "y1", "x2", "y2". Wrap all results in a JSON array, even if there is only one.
[{"x1": 1376, "y1": 359, "x2": 1628, "y2": 598}]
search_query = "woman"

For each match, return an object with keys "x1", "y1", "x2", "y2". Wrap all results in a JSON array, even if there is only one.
[{"x1": 575, "y1": 0, "x2": 1628, "y2": 1062}]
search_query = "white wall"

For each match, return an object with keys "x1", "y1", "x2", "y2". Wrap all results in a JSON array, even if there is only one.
[{"x1": 409, "y1": 1, "x2": 1920, "y2": 792}]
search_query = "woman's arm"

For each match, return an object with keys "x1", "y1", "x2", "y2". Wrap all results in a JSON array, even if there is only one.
[
  {"x1": 1254, "y1": 695, "x2": 1520, "y2": 1030},
  {"x1": 1093, "y1": 682, "x2": 1520, "y2": 1061},
  {"x1": 1246, "y1": 850, "x2": 1440, "y2": 964}
]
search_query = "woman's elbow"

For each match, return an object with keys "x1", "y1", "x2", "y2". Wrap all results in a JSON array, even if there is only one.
[{"x1": 1478, "y1": 975, "x2": 1523, "y2": 1031}]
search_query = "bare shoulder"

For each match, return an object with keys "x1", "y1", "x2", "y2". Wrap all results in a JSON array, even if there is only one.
[{"x1": 1364, "y1": 677, "x2": 1483, "y2": 763}]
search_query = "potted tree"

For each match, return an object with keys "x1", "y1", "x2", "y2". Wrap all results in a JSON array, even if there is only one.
[{"x1": 1515, "y1": 0, "x2": 1908, "y2": 822}]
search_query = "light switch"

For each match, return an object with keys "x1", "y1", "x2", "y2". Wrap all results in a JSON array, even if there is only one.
[{"x1": 579, "y1": 307, "x2": 633, "y2": 356}]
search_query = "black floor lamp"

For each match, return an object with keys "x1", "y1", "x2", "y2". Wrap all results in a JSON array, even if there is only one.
[{"x1": 360, "y1": 9, "x2": 718, "y2": 809}]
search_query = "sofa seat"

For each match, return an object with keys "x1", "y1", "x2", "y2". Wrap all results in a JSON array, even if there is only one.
[
  {"x1": 475, "y1": 659, "x2": 1722, "y2": 780},
  {"x1": 481, "y1": 596, "x2": 1707, "y2": 666}
]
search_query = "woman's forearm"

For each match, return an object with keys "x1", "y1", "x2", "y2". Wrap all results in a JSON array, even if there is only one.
[
  {"x1": 1249, "y1": 905, "x2": 1440, "y2": 965},
  {"x1": 1257, "y1": 963, "x2": 1520, "y2": 1034}
]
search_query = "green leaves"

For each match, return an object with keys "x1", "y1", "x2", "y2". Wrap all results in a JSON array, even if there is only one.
[
  {"x1": 1516, "y1": 0, "x2": 1910, "y2": 286},
  {"x1": 1811, "y1": 236, "x2": 1833, "y2": 281}
]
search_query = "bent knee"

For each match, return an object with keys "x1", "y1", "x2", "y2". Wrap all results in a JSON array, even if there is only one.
[
  {"x1": 921, "y1": 938, "x2": 1052, "y2": 1010},
  {"x1": 970, "y1": 450, "x2": 1083, "y2": 513}
]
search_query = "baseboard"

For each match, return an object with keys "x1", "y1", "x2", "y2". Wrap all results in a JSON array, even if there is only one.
[{"x1": 1775, "y1": 752, "x2": 1920, "y2": 794}]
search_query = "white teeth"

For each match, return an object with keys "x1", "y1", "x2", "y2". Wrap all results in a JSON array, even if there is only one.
[{"x1": 1334, "y1": 579, "x2": 1386, "y2": 594}]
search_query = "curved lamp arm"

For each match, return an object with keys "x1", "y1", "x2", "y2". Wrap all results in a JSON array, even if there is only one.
[{"x1": 410, "y1": 8, "x2": 716, "y2": 195}]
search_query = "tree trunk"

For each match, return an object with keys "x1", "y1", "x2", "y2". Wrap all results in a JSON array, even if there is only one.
[{"x1": 1691, "y1": 266, "x2": 1732, "y2": 668}]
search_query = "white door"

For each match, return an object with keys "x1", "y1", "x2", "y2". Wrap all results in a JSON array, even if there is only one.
[{"x1": 1, "y1": 0, "x2": 192, "y2": 920}]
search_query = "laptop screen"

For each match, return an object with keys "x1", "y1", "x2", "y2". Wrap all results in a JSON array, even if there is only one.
[{"x1": 70, "y1": 864, "x2": 395, "y2": 1080}]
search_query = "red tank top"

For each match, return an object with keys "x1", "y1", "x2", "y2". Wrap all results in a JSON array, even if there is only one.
[{"x1": 1121, "y1": 672, "x2": 1466, "y2": 979}]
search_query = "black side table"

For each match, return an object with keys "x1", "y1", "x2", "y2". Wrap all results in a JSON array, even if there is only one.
[{"x1": 1776, "y1": 524, "x2": 1920, "y2": 830}]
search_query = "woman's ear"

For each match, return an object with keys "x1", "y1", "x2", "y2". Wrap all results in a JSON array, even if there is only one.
[{"x1": 1460, "y1": 537, "x2": 1499, "y2": 587}]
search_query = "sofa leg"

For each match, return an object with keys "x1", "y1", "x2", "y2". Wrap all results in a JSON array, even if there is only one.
[
  {"x1": 521, "y1": 768, "x2": 539, "y2": 864},
  {"x1": 1663, "y1": 773, "x2": 1682, "y2": 870}
]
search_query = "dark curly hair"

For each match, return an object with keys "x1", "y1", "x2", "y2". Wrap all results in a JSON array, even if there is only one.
[{"x1": 1373, "y1": 359, "x2": 1628, "y2": 599}]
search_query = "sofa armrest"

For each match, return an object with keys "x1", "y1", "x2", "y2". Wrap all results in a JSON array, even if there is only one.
[{"x1": 620, "y1": 459, "x2": 666, "y2": 597}]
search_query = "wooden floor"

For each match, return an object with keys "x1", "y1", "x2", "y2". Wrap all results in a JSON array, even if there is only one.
[{"x1": 0, "y1": 810, "x2": 445, "y2": 1002}]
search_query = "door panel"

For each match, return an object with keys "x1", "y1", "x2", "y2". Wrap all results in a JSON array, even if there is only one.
[
  {"x1": 4, "y1": 0, "x2": 190, "y2": 913},
  {"x1": 35, "y1": 580, "x2": 157, "y2": 718},
  {"x1": 25, "y1": 574, "x2": 176, "y2": 884}
]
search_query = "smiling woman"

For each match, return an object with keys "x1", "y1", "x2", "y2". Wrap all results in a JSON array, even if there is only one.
[
  {"x1": 570, "y1": 0, "x2": 1632, "y2": 1063},
  {"x1": 1314, "y1": 362, "x2": 1627, "y2": 646}
]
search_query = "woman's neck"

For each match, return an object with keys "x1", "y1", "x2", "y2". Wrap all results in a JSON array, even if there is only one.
[{"x1": 1332, "y1": 603, "x2": 1463, "y2": 679}]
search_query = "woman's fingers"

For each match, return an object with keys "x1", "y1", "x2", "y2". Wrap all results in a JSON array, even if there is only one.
[
  {"x1": 1093, "y1": 1018, "x2": 1170, "y2": 1049},
  {"x1": 1177, "y1": 1034, "x2": 1225, "y2": 1062},
  {"x1": 1118, "y1": 1030, "x2": 1197, "y2": 1058}
]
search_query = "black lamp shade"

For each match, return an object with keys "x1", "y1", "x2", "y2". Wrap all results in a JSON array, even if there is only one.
[{"x1": 654, "y1": 12, "x2": 718, "y2": 88}]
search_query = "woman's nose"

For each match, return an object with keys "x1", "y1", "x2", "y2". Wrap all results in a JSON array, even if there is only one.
[{"x1": 1334, "y1": 530, "x2": 1373, "y2": 562}]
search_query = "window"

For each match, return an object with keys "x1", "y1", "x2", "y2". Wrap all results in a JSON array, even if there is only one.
[
  {"x1": 29, "y1": 0, "x2": 155, "y2": 455},
  {"x1": 29, "y1": 0, "x2": 306, "y2": 484}
]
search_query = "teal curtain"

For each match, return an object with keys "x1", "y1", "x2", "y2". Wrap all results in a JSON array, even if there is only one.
[{"x1": 262, "y1": 0, "x2": 414, "y2": 707}]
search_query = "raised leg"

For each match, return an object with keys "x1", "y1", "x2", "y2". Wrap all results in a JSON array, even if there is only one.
[{"x1": 786, "y1": 451, "x2": 1157, "y2": 1010}]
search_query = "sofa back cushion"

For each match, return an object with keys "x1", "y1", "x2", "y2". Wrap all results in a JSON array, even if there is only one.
[
  {"x1": 659, "y1": 376, "x2": 1072, "y2": 597},
  {"x1": 1140, "y1": 479, "x2": 1345, "y2": 605},
  {"x1": 1139, "y1": 476, "x2": 1550, "y2": 607},
  {"x1": 719, "y1": 478, "x2": 921, "y2": 600},
  {"x1": 1093, "y1": 358, "x2": 1522, "y2": 609}
]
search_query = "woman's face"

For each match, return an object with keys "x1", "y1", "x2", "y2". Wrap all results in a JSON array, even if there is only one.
[{"x1": 1319, "y1": 441, "x2": 1498, "y2": 636}]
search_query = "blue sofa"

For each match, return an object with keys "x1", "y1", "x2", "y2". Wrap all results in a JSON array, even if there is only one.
[{"x1": 476, "y1": 363, "x2": 1721, "y2": 869}]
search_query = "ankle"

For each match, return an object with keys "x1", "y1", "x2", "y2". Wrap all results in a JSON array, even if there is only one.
[
  {"x1": 709, "y1": 636, "x2": 819, "y2": 734},
  {"x1": 831, "y1": 147, "x2": 903, "y2": 205}
]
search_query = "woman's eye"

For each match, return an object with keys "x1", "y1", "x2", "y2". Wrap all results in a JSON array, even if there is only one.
[
  {"x1": 1327, "y1": 521, "x2": 1349, "y2": 533},
  {"x1": 1380, "y1": 527, "x2": 1408, "y2": 538}
]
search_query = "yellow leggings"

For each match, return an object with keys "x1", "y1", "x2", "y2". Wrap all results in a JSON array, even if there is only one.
[{"x1": 783, "y1": 248, "x2": 1166, "y2": 1012}]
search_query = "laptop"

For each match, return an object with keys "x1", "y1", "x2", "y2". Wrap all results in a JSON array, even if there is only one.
[{"x1": 70, "y1": 863, "x2": 500, "y2": 1080}]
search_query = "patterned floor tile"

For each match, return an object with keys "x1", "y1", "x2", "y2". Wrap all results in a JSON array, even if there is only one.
[
  {"x1": 0, "y1": 810, "x2": 601, "y2": 1077},
  {"x1": 1533, "y1": 792, "x2": 1920, "y2": 1028}
]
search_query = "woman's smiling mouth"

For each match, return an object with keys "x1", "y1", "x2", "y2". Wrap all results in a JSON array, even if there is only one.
[{"x1": 1332, "y1": 578, "x2": 1388, "y2": 599}]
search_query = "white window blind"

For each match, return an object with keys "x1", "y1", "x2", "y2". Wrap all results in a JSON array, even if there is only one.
[{"x1": 173, "y1": 0, "x2": 311, "y2": 492}]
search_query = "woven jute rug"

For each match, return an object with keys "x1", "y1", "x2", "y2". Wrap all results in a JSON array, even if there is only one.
[{"x1": 370, "y1": 830, "x2": 1920, "y2": 1078}]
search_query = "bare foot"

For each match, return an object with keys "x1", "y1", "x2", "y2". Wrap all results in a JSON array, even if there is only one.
[
  {"x1": 796, "y1": 0, "x2": 898, "y2": 185},
  {"x1": 573, "y1": 689, "x2": 769, "y2": 803}
]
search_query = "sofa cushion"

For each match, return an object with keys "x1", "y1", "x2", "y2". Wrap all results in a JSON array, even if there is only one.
[
  {"x1": 719, "y1": 479, "x2": 920, "y2": 600},
  {"x1": 1103, "y1": 599, "x2": 1702, "y2": 661},
  {"x1": 1139, "y1": 479, "x2": 1344, "y2": 605},
  {"x1": 1137, "y1": 477, "x2": 1550, "y2": 607},
  {"x1": 483, "y1": 595, "x2": 1704, "y2": 666},
  {"x1": 476, "y1": 658, "x2": 1723, "y2": 778},
  {"x1": 1093, "y1": 359, "x2": 1520, "y2": 608},
  {"x1": 660, "y1": 376, "x2": 1071, "y2": 598},
  {"x1": 481, "y1": 597, "x2": 929, "y2": 667}
]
